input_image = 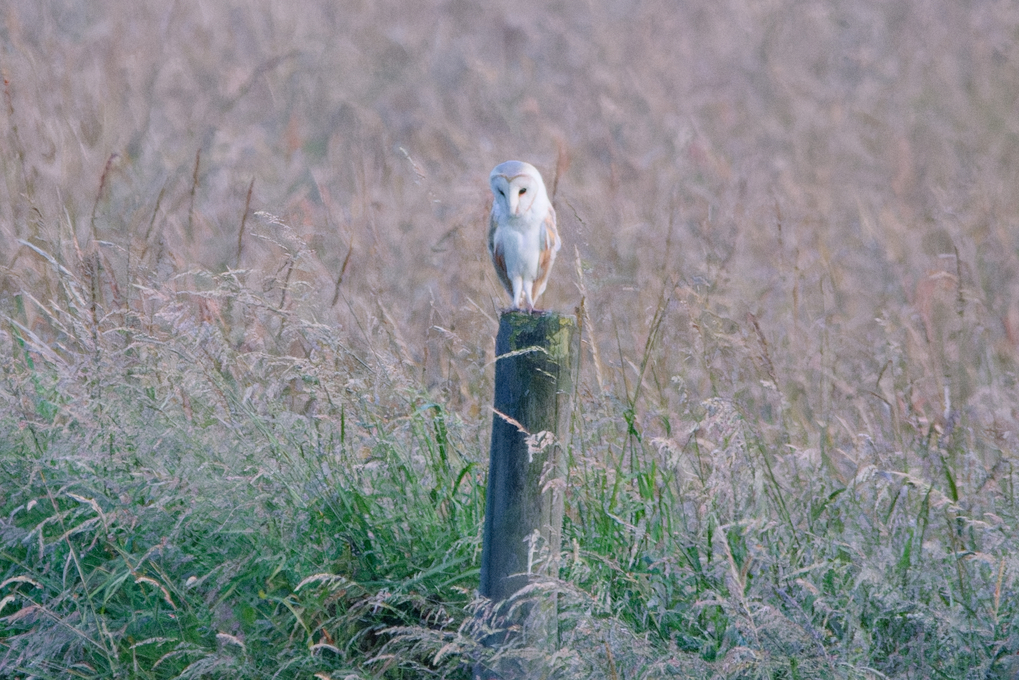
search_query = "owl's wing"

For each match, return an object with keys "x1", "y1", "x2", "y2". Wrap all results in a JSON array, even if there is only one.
[
  {"x1": 489, "y1": 210, "x2": 513, "y2": 295},
  {"x1": 531, "y1": 205, "x2": 560, "y2": 300},
  {"x1": 540, "y1": 204, "x2": 561, "y2": 254}
]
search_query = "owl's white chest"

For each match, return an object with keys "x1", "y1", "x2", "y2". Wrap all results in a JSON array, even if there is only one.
[{"x1": 493, "y1": 214, "x2": 542, "y2": 277}]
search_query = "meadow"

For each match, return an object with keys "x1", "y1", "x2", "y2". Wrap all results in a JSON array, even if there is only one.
[{"x1": 2, "y1": 0, "x2": 1019, "y2": 677}]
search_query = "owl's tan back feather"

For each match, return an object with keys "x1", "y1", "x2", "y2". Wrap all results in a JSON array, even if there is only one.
[{"x1": 530, "y1": 207, "x2": 560, "y2": 301}]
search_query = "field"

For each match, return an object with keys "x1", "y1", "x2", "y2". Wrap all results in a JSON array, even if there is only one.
[{"x1": 2, "y1": 0, "x2": 1019, "y2": 677}]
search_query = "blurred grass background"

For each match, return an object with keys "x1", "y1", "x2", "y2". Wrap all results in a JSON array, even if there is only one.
[{"x1": 2, "y1": 0, "x2": 1019, "y2": 678}]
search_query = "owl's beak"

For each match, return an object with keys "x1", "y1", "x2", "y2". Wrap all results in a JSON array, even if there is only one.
[{"x1": 509, "y1": 193, "x2": 520, "y2": 216}]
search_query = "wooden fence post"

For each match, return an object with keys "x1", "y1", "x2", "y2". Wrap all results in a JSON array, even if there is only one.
[{"x1": 476, "y1": 310, "x2": 579, "y2": 678}]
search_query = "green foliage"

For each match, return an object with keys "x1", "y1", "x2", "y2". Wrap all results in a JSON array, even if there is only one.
[
  {"x1": 0, "y1": 296, "x2": 486, "y2": 678},
  {"x1": 4, "y1": 248, "x2": 1018, "y2": 677}
]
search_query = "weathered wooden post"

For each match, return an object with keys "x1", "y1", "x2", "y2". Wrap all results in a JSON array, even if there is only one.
[{"x1": 476, "y1": 310, "x2": 578, "y2": 678}]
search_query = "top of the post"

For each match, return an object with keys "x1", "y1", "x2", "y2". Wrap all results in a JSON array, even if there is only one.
[
  {"x1": 495, "y1": 310, "x2": 577, "y2": 357},
  {"x1": 497, "y1": 309, "x2": 576, "y2": 325}
]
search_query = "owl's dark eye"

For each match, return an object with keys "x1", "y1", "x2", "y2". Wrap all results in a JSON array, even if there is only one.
[{"x1": 519, "y1": 187, "x2": 527, "y2": 195}]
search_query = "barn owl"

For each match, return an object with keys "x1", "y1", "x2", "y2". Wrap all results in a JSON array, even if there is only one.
[{"x1": 488, "y1": 161, "x2": 561, "y2": 312}]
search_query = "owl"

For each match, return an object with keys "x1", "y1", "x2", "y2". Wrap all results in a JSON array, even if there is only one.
[{"x1": 488, "y1": 161, "x2": 561, "y2": 312}]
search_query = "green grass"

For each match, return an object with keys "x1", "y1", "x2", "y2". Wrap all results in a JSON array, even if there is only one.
[
  {"x1": 1, "y1": 294, "x2": 488, "y2": 678},
  {"x1": 4, "y1": 0, "x2": 1019, "y2": 677},
  {"x1": 3, "y1": 249, "x2": 1017, "y2": 678}
]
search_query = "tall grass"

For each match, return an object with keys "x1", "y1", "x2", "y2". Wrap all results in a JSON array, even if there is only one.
[
  {"x1": 1, "y1": 248, "x2": 489, "y2": 677},
  {"x1": 3, "y1": 0, "x2": 1019, "y2": 677}
]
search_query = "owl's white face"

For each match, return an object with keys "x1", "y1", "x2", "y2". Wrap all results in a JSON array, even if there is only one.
[{"x1": 489, "y1": 161, "x2": 548, "y2": 219}]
